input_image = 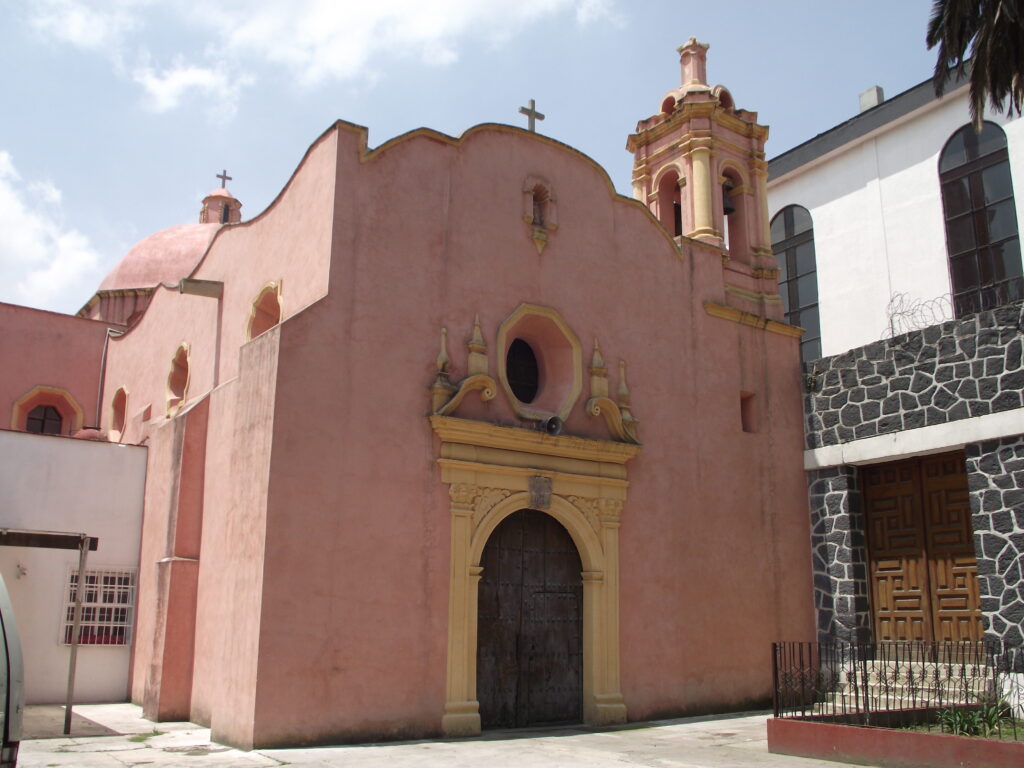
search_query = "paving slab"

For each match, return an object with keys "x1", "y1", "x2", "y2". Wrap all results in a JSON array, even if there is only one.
[{"x1": 18, "y1": 705, "x2": 881, "y2": 768}]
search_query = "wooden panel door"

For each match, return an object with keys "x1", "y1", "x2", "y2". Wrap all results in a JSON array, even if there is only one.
[
  {"x1": 864, "y1": 460, "x2": 931, "y2": 642},
  {"x1": 863, "y1": 452, "x2": 983, "y2": 644},
  {"x1": 477, "y1": 510, "x2": 582, "y2": 729},
  {"x1": 920, "y1": 453, "x2": 984, "y2": 643}
]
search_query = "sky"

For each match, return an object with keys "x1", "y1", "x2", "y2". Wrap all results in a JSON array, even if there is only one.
[{"x1": 1, "y1": 0, "x2": 940, "y2": 315}]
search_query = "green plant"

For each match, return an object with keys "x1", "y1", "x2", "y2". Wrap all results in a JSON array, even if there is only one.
[
  {"x1": 977, "y1": 697, "x2": 1011, "y2": 737},
  {"x1": 936, "y1": 697, "x2": 1011, "y2": 737},
  {"x1": 938, "y1": 706, "x2": 982, "y2": 736},
  {"x1": 127, "y1": 728, "x2": 165, "y2": 743}
]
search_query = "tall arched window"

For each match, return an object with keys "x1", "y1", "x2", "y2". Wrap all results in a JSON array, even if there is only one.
[
  {"x1": 110, "y1": 387, "x2": 128, "y2": 441},
  {"x1": 247, "y1": 283, "x2": 282, "y2": 341},
  {"x1": 656, "y1": 169, "x2": 682, "y2": 236},
  {"x1": 166, "y1": 344, "x2": 190, "y2": 416},
  {"x1": 771, "y1": 205, "x2": 820, "y2": 361},
  {"x1": 940, "y1": 122, "x2": 1022, "y2": 317}
]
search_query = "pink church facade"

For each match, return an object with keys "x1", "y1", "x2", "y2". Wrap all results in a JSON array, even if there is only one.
[{"x1": 1, "y1": 42, "x2": 815, "y2": 748}]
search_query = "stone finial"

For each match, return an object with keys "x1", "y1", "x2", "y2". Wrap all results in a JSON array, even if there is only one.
[
  {"x1": 618, "y1": 360, "x2": 635, "y2": 423},
  {"x1": 432, "y1": 327, "x2": 456, "y2": 412},
  {"x1": 590, "y1": 340, "x2": 609, "y2": 398},
  {"x1": 677, "y1": 38, "x2": 709, "y2": 87},
  {"x1": 467, "y1": 315, "x2": 488, "y2": 376},
  {"x1": 436, "y1": 327, "x2": 450, "y2": 374}
]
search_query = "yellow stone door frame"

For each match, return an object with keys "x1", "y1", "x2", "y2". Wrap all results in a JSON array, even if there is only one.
[{"x1": 431, "y1": 415, "x2": 639, "y2": 737}]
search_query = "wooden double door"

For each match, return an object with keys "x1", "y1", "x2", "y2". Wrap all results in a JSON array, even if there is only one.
[
  {"x1": 476, "y1": 509, "x2": 583, "y2": 729},
  {"x1": 863, "y1": 451, "x2": 983, "y2": 643}
]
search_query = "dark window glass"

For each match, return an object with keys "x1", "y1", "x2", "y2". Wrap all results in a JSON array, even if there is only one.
[
  {"x1": 506, "y1": 338, "x2": 539, "y2": 404},
  {"x1": 940, "y1": 122, "x2": 1022, "y2": 317},
  {"x1": 939, "y1": 130, "x2": 967, "y2": 173},
  {"x1": 982, "y1": 163, "x2": 1013, "y2": 204},
  {"x1": 771, "y1": 205, "x2": 820, "y2": 362},
  {"x1": 791, "y1": 206, "x2": 812, "y2": 236},
  {"x1": 942, "y1": 178, "x2": 971, "y2": 216},
  {"x1": 26, "y1": 404, "x2": 62, "y2": 434}
]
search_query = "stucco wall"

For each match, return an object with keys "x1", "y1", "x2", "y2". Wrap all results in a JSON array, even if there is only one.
[
  {"x1": 231, "y1": 124, "x2": 814, "y2": 746},
  {"x1": 0, "y1": 429, "x2": 146, "y2": 703},
  {"x1": 768, "y1": 88, "x2": 1024, "y2": 357},
  {"x1": 0, "y1": 302, "x2": 118, "y2": 433}
]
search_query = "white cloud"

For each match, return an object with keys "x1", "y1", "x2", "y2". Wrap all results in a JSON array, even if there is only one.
[
  {"x1": 24, "y1": 0, "x2": 617, "y2": 114},
  {"x1": 207, "y1": 0, "x2": 607, "y2": 86},
  {"x1": 0, "y1": 151, "x2": 103, "y2": 311},
  {"x1": 132, "y1": 58, "x2": 251, "y2": 120},
  {"x1": 28, "y1": 0, "x2": 147, "y2": 52}
]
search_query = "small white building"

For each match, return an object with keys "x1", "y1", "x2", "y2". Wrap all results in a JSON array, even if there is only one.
[{"x1": 0, "y1": 430, "x2": 146, "y2": 703}]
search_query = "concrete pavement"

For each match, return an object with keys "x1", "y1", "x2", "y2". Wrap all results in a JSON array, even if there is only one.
[{"x1": 19, "y1": 704, "x2": 877, "y2": 768}]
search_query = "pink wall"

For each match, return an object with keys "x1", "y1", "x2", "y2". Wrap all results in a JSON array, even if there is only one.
[
  {"x1": 210, "y1": 123, "x2": 815, "y2": 746},
  {"x1": 102, "y1": 288, "x2": 218, "y2": 445},
  {"x1": 117, "y1": 120, "x2": 813, "y2": 748},
  {"x1": 188, "y1": 331, "x2": 280, "y2": 747},
  {"x1": 0, "y1": 302, "x2": 120, "y2": 432}
]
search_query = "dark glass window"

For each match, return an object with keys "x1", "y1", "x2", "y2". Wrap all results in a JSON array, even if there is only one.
[
  {"x1": 940, "y1": 122, "x2": 1022, "y2": 316},
  {"x1": 26, "y1": 404, "x2": 62, "y2": 435},
  {"x1": 771, "y1": 205, "x2": 821, "y2": 361},
  {"x1": 506, "y1": 338, "x2": 539, "y2": 403}
]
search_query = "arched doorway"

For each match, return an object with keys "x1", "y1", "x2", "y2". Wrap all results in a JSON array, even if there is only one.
[{"x1": 477, "y1": 509, "x2": 582, "y2": 728}]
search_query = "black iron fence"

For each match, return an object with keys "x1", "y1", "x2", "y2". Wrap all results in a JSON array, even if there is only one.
[{"x1": 772, "y1": 640, "x2": 1024, "y2": 740}]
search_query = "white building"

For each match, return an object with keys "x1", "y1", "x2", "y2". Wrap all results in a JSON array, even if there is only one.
[
  {"x1": 768, "y1": 73, "x2": 1024, "y2": 359},
  {"x1": 767, "y1": 73, "x2": 1024, "y2": 649},
  {"x1": 0, "y1": 430, "x2": 146, "y2": 703}
]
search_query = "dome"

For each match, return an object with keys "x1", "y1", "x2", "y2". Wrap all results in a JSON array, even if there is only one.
[{"x1": 99, "y1": 223, "x2": 219, "y2": 292}]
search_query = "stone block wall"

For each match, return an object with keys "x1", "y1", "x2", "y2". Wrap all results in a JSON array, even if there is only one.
[
  {"x1": 806, "y1": 466, "x2": 870, "y2": 642},
  {"x1": 966, "y1": 435, "x2": 1024, "y2": 646},
  {"x1": 804, "y1": 302, "x2": 1024, "y2": 450},
  {"x1": 802, "y1": 301, "x2": 1024, "y2": 646}
]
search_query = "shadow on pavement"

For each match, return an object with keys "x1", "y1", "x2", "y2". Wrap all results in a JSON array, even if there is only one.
[{"x1": 21, "y1": 705, "x2": 120, "y2": 739}]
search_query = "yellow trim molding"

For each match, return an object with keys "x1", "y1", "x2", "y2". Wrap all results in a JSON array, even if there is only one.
[
  {"x1": 246, "y1": 281, "x2": 283, "y2": 342},
  {"x1": 432, "y1": 415, "x2": 637, "y2": 736},
  {"x1": 10, "y1": 385, "x2": 85, "y2": 434},
  {"x1": 496, "y1": 304, "x2": 583, "y2": 423},
  {"x1": 165, "y1": 342, "x2": 192, "y2": 417},
  {"x1": 703, "y1": 301, "x2": 805, "y2": 338}
]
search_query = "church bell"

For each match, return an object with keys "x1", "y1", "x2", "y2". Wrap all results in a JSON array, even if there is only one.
[{"x1": 722, "y1": 183, "x2": 737, "y2": 216}]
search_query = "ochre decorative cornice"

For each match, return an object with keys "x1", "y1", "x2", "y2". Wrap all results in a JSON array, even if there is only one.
[
  {"x1": 430, "y1": 416, "x2": 640, "y2": 464},
  {"x1": 703, "y1": 302, "x2": 804, "y2": 338}
]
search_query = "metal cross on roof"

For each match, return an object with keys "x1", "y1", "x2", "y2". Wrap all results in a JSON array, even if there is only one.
[
  {"x1": 519, "y1": 99, "x2": 545, "y2": 133},
  {"x1": 216, "y1": 169, "x2": 232, "y2": 188}
]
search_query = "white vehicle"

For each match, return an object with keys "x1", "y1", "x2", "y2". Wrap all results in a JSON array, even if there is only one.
[{"x1": 0, "y1": 574, "x2": 23, "y2": 767}]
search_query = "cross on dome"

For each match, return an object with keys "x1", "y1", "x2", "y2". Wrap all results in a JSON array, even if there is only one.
[{"x1": 216, "y1": 169, "x2": 233, "y2": 188}]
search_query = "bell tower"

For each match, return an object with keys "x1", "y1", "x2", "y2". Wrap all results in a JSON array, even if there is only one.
[{"x1": 627, "y1": 39, "x2": 780, "y2": 318}]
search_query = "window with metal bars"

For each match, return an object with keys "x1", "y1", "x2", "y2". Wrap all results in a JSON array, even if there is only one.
[
  {"x1": 771, "y1": 205, "x2": 820, "y2": 361},
  {"x1": 939, "y1": 122, "x2": 1022, "y2": 317},
  {"x1": 62, "y1": 569, "x2": 136, "y2": 646}
]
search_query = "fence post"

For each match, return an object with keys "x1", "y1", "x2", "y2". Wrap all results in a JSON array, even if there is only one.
[{"x1": 771, "y1": 643, "x2": 780, "y2": 717}]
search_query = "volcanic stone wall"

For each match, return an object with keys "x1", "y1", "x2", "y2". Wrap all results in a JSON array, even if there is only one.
[
  {"x1": 966, "y1": 435, "x2": 1024, "y2": 647},
  {"x1": 803, "y1": 301, "x2": 1024, "y2": 645},
  {"x1": 804, "y1": 302, "x2": 1024, "y2": 451}
]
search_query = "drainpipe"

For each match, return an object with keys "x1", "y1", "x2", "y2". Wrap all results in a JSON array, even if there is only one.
[{"x1": 94, "y1": 327, "x2": 124, "y2": 429}]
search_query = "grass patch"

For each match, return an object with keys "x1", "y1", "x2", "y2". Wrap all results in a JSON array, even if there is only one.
[{"x1": 127, "y1": 728, "x2": 165, "y2": 742}]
